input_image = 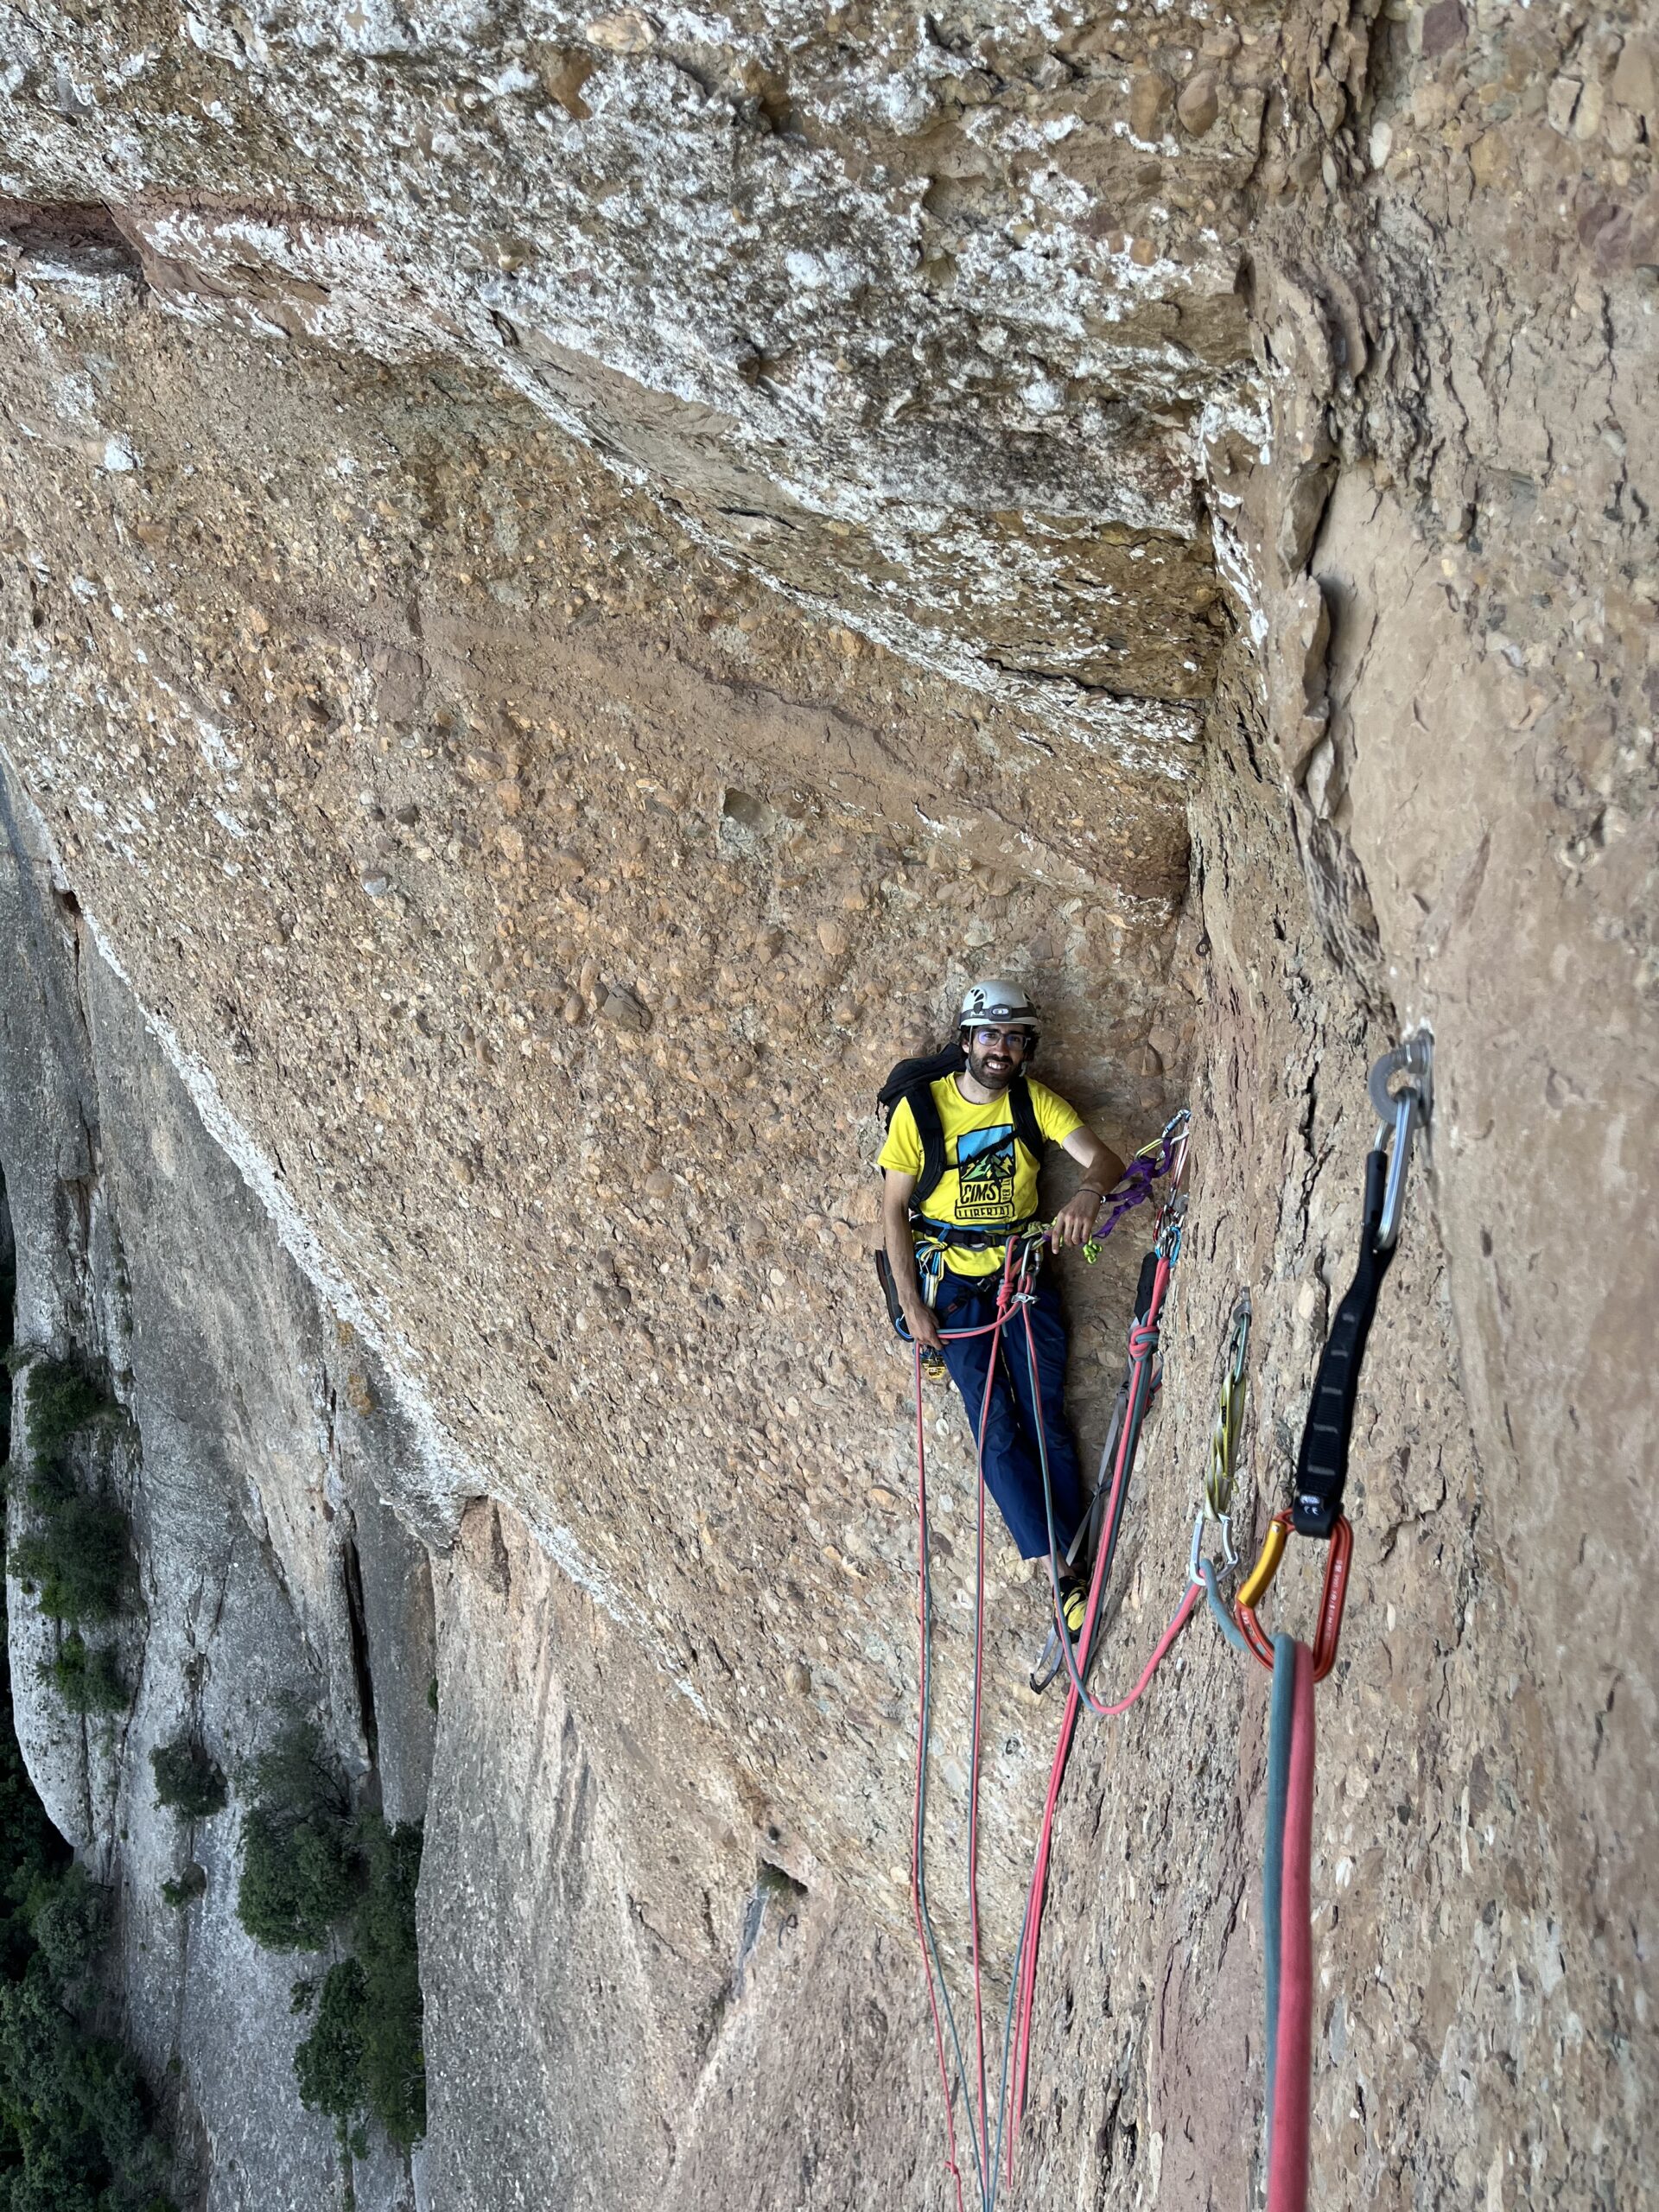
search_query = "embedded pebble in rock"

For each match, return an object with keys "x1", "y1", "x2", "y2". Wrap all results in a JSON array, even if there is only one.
[
  {"x1": 1177, "y1": 71, "x2": 1222, "y2": 136},
  {"x1": 1129, "y1": 71, "x2": 1173, "y2": 142},
  {"x1": 0, "y1": 1, "x2": 1653, "y2": 2209}
]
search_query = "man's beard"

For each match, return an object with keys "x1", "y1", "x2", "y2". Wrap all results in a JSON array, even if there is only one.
[{"x1": 966, "y1": 1039, "x2": 1021, "y2": 1092}]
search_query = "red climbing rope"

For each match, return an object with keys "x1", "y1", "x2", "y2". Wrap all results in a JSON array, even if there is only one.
[
  {"x1": 1007, "y1": 1245, "x2": 1205, "y2": 2158},
  {"x1": 907, "y1": 1128, "x2": 1190, "y2": 2206}
]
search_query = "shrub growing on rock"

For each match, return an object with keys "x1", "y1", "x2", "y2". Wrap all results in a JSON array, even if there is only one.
[
  {"x1": 291, "y1": 1819, "x2": 426, "y2": 2149},
  {"x1": 11, "y1": 1478, "x2": 132, "y2": 1624},
  {"x1": 161, "y1": 1866, "x2": 207, "y2": 1910},
  {"x1": 293, "y1": 1956, "x2": 370, "y2": 2139},
  {"x1": 236, "y1": 1721, "x2": 359, "y2": 1950},
  {"x1": 356, "y1": 1819, "x2": 426, "y2": 2148},
  {"x1": 150, "y1": 1738, "x2": 228, "y2": 1820},
  {"x1": 29, "y1": 1865, "x2": 114, "y2": 1996},
  {"x1": 236, "y1": 1722, "x2": 427, "y2": 2144},
  {"x1": 22, "y1": 1357, "x2": 114, "y2": 1464},
  {"x1": 0, "y1": 1497, "x2": 177, "y2": 2208},
  {"x1": 9, "y1": 1356, "x2": 133, "y2": 1626},
  {"x1": 42, "y1": 1633, "x2": 127, "y2": 1715}
]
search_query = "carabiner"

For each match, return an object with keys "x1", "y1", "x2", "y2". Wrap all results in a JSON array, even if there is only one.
[
  {"x1": 1366, "y1": 1033, "x2": 1433, "y2": 1254},
  {"x1": 1189, "y1": 1506, "x2": 1236, "y2": 1586},
  {"x1": 1155, "y1": 1190, "x2": 1188, "y2": 1262},
  {"x1": 1233, "y1": 1508, "x2": 1352, "y2": 1683},
  {"x1": 1136, "y1": 1105, "x2": 1192, "y2": 1174}
]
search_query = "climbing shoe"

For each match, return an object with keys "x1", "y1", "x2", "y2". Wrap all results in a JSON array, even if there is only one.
[
  {"x1": 1058, "y1": 1578, "x2": 1089, "y2": 1639},
  {"x1": 1029, "y1": 1579, "x2": 1090, "y2": 1695}
]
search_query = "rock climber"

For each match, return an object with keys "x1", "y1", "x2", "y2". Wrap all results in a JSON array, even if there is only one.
[{"x1": 878, "y1": 980, "x2": 1126, "y2": 1634}]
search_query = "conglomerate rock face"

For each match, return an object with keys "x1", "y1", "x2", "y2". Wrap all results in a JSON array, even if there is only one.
[{"x1": 0, "y1": 0, "x2": 1655, "y2": 2207}]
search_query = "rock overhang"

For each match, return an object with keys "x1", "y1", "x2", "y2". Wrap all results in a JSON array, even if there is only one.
[{"x1": 0, "y1": 0, "x2": 1275, "y2": 752}]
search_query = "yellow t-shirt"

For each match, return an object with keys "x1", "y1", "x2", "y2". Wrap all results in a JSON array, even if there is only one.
[{"x1": 878, "y1": 1077, "x2": 1084, "y2": 1277}]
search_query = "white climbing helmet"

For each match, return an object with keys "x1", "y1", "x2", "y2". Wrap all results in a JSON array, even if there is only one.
[{"x1": 958, "y1": 979, "x2": 1040, "y2": 1033}]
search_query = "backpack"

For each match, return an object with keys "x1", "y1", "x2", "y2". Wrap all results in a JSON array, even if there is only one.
[{"x1": 876, "y1": 1047, "x2": 1050, "y2": 1209}]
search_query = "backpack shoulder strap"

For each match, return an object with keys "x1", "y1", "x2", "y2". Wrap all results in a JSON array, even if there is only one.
[
  {"x1": 904, "y1": 1079, "x2": 949, "y2": 1208},
  {"x1": 1008, "y1": 1076, "x2": 1049, "y2": 1166}
]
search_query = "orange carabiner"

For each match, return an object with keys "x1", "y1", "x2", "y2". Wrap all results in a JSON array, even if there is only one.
[{"x1": 1234, "y1": 1509, "x2": 1352, "y2": 1683}]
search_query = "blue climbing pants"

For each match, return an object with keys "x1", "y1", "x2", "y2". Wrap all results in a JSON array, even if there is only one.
[{"x1": 934, "y1": 1268, "x2": 1084, "y2": 1561}]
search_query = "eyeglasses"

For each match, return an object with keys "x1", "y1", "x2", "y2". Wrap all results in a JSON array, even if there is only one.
[{"x1": 970, "y1": 1027, "x2": 1030, "y2": 1050}]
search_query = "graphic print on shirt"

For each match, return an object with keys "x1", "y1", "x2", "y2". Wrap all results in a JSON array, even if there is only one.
[{"x1": 954, "y1": 1122, "x2": 1016, "y2": 1222}]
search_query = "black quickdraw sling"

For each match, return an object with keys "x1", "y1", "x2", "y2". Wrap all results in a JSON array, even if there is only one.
[
  {"x1": 1290, "y1": 1035, "x2": 1433, "y2": 1538},
  {"x1": 1235, "y1": 1033, "x2": 1433, "y2": 1678}
]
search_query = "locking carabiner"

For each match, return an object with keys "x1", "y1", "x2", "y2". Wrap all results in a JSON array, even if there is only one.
[{"x1": 1233, "y1": 1508, "x2": 1353, "y2": 1683}]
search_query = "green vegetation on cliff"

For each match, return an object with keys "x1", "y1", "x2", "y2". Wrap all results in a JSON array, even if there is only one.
[
  {"x1": 10, "y1": 1357, "x2": 131, "y2": 1628},
  {"x1": 0, "y1": 1636, "x2": 174, "y2": 2209},
  {"x1": 149, "y1": 1739, "x2": 227, "y2": 1822},
  {"x1": 0, "y1": 1274, "x2": 175, "y2": 2210},
  {"x1": 238, "y1": 1722, "x2": 426, "y2": 2148},
  {"x1": 7, "y1": 1354, "x2": 136, "y2": 1732},
  {"x1": 237, "y1": 1722, "x2": 360, "y2": 1952},
  {"x1": 42, "y1": 1633, "x2": 128, "y2": 1717}
]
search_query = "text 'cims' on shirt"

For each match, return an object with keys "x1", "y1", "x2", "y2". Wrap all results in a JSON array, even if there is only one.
[{"x1": 877, "y1": 1077, "x2": 1083, "y2": 1278}]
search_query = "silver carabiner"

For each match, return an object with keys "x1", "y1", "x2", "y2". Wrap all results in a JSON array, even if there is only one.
[
  {"x1": 1190, "y1": 1506, "x2": 1237, "y2": 1586},
  {"x1": 1156, "y1": 1189, "x2": 1188, "y2": 1262},
  {"x1": 1367, "y1": 1032, "x2": 1433, "y2": 1253},
  {"x1": 1163, "y1": 1106, "x2": 1192, "y2": 1188}
]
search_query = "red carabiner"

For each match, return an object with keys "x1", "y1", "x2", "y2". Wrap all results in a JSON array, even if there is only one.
[{"x1": 1234, "y1": 1510, "x2": 1352, "y2": 1684}]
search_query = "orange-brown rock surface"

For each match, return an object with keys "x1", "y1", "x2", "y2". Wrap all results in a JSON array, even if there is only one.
[{"x1": 0, "y1": 0, "x2": 1653, "y2": 2204}]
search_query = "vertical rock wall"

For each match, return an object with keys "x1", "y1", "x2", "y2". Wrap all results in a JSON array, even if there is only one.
[{"x1": 0, "y1": 0, "x2": 1655, "y2": 2206}]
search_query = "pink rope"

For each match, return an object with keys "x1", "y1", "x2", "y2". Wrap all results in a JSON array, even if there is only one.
[
  {"x1": 1008, "y1": 1580, "x2": 1202, "y2": 2147},
  {"x1": 1009, "y1": 1256, "x2": 1173, "y2": 2134}
]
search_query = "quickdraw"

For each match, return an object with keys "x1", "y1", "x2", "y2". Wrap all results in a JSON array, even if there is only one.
[
  {"x1": 1229, "y1": 1033, "x2": 1432, "y2": 1682},
  {"x1": 1205, "y1": 1293, "x2": 1250, "y2": 1560},
  {"x1": 1289, "y1": 1034, "x2": 1431, "y2": 1540},
  {"x1": 1224, "y1": 1031, "x2": 1433, "y2": 2212}
]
